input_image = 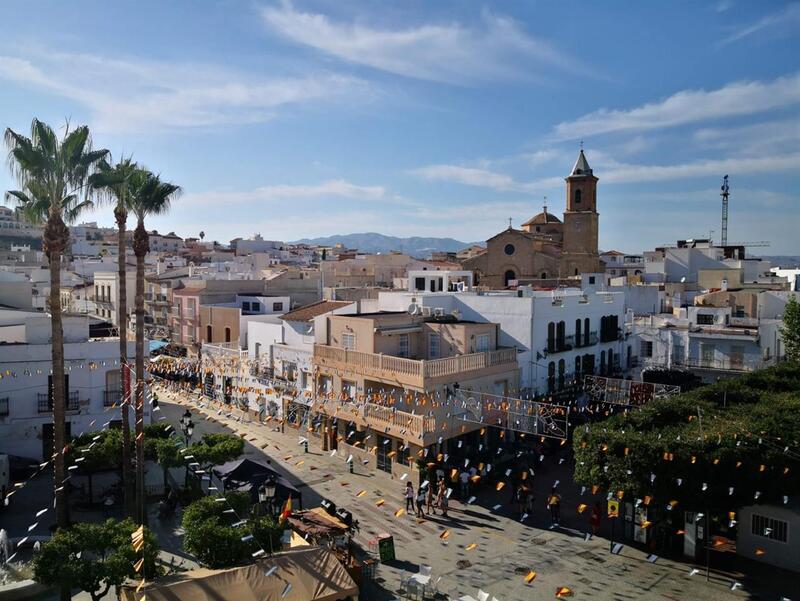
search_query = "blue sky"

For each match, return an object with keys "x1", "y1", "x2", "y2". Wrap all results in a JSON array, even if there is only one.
[{"x1": 1, "y1": 0, "x2": 798, "y2": 254}]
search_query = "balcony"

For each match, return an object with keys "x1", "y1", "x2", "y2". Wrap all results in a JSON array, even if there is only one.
[
  {"x1": 37, "y1": 391, "x2": 79, "y2": 413},
  {"x1": 103, "y1": 389, "x2": 121, "y2": 407},
  {"x1": 673, "y1": 357, "x2": 771, "y2": 373},
  {"x1": 316, "y1": 400, "x2": 438, "y2": 444},
  {"x1": 313, "y1": 344, "x2": 518, "y2": 390}
]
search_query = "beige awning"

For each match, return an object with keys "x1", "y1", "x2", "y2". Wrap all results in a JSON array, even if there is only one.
[{"x1": 121, "y1": 547, "x2": 358, "y2": 601}]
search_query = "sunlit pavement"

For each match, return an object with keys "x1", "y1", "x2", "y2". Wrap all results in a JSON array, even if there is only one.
[{"x1": 152, "y1": 388, "x2": 798, "y2": 601}]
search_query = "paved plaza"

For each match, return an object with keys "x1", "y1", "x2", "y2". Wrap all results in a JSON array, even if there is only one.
[{"x1": 151, "y1": 389, "x2": 796, "y2": 601}]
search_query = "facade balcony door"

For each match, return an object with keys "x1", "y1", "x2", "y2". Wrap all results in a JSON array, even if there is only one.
[{"x1": 376, "y1": 435, "x2": 393, "y2": 474}]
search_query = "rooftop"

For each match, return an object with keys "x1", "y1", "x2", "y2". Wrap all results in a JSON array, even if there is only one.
[{"x1": 279, "y1": 300, "x2": 352, "y2": 322}]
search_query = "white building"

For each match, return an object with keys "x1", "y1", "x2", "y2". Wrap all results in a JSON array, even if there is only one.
[
  {"x1": 148, "y1": 231, "x2": 184, "y2": 254},
  {"x1": 376, "y1": 279, "x2": 629, "y2": 396},
  {"x1": 631, "y1": 305, "x2": 784, "y2": 382},
  {"x1": 93, "y1": 270, "x2": 137, "y2": 325},
  {"x1": 601, "y1": 250, "x2": 645, "y2": 279},
  {"x1": 0, "y1": 308, "x2": 147, "y2": 460},
  {"x1": 737, "y1": 504, "x2": 800, "y2": 572},
  {"x1": 0, "y1": 205, "x2": 41, "y2": 239}
]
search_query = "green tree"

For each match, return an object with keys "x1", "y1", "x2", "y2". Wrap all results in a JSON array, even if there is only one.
[
  {"x1": 68, "y1": 429, "x2": 124, "y2": 503},
  {"x1": 781, "y1": 296, "x2": 800, "y2": 362},
  {"x1": 574, "y1": 364, "x2": 800, "y2": 519},
  {"x1": 182, "y1": 492, "x2": 282, "y2": 568},
  {"x1": 91, "y1": 157, "x2": 140, "y2": 517},
  {"x1": 32, "y1": 518, "x2": 158, "y2": 601},
  {"x1": 189, "y1": 432, "x2": 246, "y2": 470},
  {"x1": 127, "y1": 169, "x2": 181, "y2": 524},
  {"x1": 5, "y1": 119, "x2": 108, "y2": 529}
]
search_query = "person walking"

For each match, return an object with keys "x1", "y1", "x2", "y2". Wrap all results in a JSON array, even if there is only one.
[
  {"x1": 415, "y1": 487, "x2": 427, "y2": 518},
  {"x1": 547, "y1": 487, "x2": 561, "y2": 527},
  {"x1": 438, "y1": 479, "x2": 449, "y2": 517},
  {"x1": 426, "y1": 483, "x2": 437, "y2": 515},
  {"x1": 515, "y1": 484, "x2": 526, "y2": 517},
  {"x1": 459, "y1": 469, "x2": 470, "y2": 500},
  {"x1": 590, "y1": 501, "x2": 602, "y2": 536},
  {"x1": 405, "y1": 482, "x2": 414, "y2": 513}
]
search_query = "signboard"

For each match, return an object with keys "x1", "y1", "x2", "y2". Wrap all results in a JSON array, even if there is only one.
[
  {"x1": 607, "y1": 499, "x2": 619, "y2": 518},
  {"x1": 378, "y1": 534, "x2": 395, "y2": 562}
]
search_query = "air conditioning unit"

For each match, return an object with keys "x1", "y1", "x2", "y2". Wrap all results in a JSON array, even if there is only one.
[
  {"x1": 421, "y1": 307, "x2": 432, "y2": 317},
  {"x1": 433, "y1": 308, "x2": 445, "y2": 317}
]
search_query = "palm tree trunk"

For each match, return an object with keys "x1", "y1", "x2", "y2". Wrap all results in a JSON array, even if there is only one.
[
  {"x1": 134, "y1": 219, "x2": 148, "y2": 524},
  {"x1": 115, "y1": 206, "x2": 132, "y2": 517},
  {"x1": 44, "y1": 212, "x2": 70, "y2": 530}
]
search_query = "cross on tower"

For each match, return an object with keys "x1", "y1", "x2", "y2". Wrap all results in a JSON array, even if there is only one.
[
  {"x1": 508, "y1": 217, "x2": 513, "y2": 229},
  {"x1": 579, "y1": 140, "x2": 584, "y2": 151}
]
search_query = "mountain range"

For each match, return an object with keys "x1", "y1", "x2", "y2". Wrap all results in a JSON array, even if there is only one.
[{"x1": 291, "y1": 232, "x2": 477, "y2": 258}]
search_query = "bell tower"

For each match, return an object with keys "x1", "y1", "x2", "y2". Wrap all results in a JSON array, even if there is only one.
[{"x1": 562, "y1": 149, "x2": 601, "y2": 274}]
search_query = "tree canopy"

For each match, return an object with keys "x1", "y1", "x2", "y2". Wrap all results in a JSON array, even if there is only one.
[
  {"x1": 573, "y1": 363, "x2": 800, "y2": 516},
  {"x1": 32, "y1": 518, "x2": 158, "y2": 601},
  {"x1": 181, "y1": 492, "x2": 282, "y2": 568},
  {"x1": 781, "y1": 296, "x2": 800, "y2": 363}
]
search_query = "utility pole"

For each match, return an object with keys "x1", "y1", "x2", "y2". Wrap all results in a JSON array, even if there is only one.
[{"x1": 720, "y1": 175, "x2": 730, "y2": 247}]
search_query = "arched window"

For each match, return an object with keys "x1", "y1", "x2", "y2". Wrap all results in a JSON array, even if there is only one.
[
  {"x1": 541, "y1": 272, "x2": 547, "y2": 279},
  {"x1": 547, "y1": 322, "x2": 556, "y2": 352},
  {"x1": 206, "y1": 325, "x2": 212, "y2": 342},
  {"x1": 574, "y1": 268, "x2": 579, "y2": 276},
  {"x1": 584, "y1": 318, "x2": 590, "y2": 346},
  {"x1": 224, "y1": 326, "x2": 231, "y2": 343},
  {"x1": 557, "y1": 359, "x2": 565, "y2": 390},
  {"x1": 574, "y1": 189, "x2": 582, "y2": 204},
  {"x1": 575, "y1": 319, "x2": 582, "y2": 347},
  {"x1": 600, "y1": 350, "x2": 606, "y2": 375},
  {"x1": 504, "y1": 270, "x2": 516, "y2": 286},
  {"x1": 547, "y1": 361, "x2": 556, "y2": 393},
  {"x1": 556, "y1": 321, "x2": 566, "y2": 350}
]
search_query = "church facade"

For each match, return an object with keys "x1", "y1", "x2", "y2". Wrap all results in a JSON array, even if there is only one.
[{"x1": 463, "y1": 150, "x2": 602, "y2": 288}]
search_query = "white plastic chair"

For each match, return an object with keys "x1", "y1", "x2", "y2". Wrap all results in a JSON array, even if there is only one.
[
  {"x1": 406, "y1": 565, "x2": 433, "y2": 599},
  {"x1": 477, "y1": 591, "x2": 490, "y2": 601}
]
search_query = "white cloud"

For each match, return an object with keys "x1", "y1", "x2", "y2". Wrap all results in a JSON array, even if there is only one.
[
  {"x1": 184, "y1": 179, "x2": 388, "y2": 207},
  {"x1": 719, "y1": 4, "x2": 800, "y2": 46},
  {"x1": 261, "y1": 2, "x2": 587, "y2": 84},
  {"x1": 553, "y1": 73, "x2": 800, "y2": 139},
  {"x1": 601, "y1": 153, "x2": 800, "y2": 184},
  {"x1": 693, "y1": 119, "x2": 800, "y2": 155},
  {"x1": 412, "y1": 164, "x2": 524, "y2": 191},
  {"x1": 0, "y1": 51, "x2": 370, "y2": 134}
]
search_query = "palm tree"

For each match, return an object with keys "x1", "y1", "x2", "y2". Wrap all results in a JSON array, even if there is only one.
[
  {"x1": 128, "y1": 169, "x2": 181, "y2": 524},
  {"x1": 90, "y1": 157, "x2": 138, "y2": 517},
  {"x1": 4, "y1": 119, "x2": 108, "y2": 529}
]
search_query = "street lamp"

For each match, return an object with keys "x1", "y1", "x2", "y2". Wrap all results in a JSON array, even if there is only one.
[
  {"x1": 180, "y1": 410, "x2": 194, "y2": 446},
  {"x1": 259, "y1": 475, "x2": 278, "y2": 517},
  {"x1": 181, "y1": 409, "x2": 192, "y2": 428}
]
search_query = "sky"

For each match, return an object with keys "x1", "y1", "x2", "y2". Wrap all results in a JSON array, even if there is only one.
[{"x1": 0, "y1": 0, "x2": 798, "y2": 254}]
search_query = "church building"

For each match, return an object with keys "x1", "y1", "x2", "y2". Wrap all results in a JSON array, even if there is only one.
[{"x1": 463, "y1": 149, "x2": 602, "y2": 287}]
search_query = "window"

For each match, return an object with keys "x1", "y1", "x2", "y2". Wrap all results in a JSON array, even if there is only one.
[
  {"x1": 589, "y1": 276, "x2": 596, "y2": 285},
  {"x1": 640, "y1": 340, "x2": 653, "y2": 358},
  {"x1": 342, "y1": 333, "x2": 356, "y2": 350},
  {"x1": 398, "y1": 333, "x2": 409, "y2": 357},
  {"x1": 272, "y1": 302, "x2": 283, "y2": 311},
  {"x1": 752, "y1": 514, "x2": 788, "y2": 543},
  {"x1": 476, "y1": 334, "x2": 490, "y2": 353},
  {"x1": 504, "y1": 244, "x2": 515, "y2": 256},
  {"x1": 224, "y1": 327, "x2": 231, "y2": 343},
  {"x1": 541, "y1": 272, "x2": 547, "y2": 279},
  {"x1": 575, "y1": 319, "x2": 582, "y2": 347},
  {"x1": 547, "y1": 322, "x2": 556, "y2": 352},
  {"x1": 254, "y1": 342, "x2": 261, "y2": 358},
  {"x1": 342, "y1": 380, "x2": 356, "y2": 400},
  {"x1": 701, "y1": 343, "x2": 714, "y2": 366},
  {"x1": 574, "y1": 189, "x2": 582, "y2": 204},
  {"x1": 206, "y1": 325, "x2": 213, "y2": 342},
  {"x1": 414, "y1": 277, "x2": 426, "y2": 291},
  {"x1": 504, "y1": 270, "x2": 516, "y2": 286},
  {"x1": 672, "y1": 344, "x2": 684, "y2": 365},
  {"x1": 556, "y1": 321, "x2": 566, "y2": 350},
  {"x1": 428, "y1": 333, "x2": 440, "y2": 359},
  {"x1": 697, "y1": 313, "x2": 714, "y2": 325},
  {"x1": 241, "y1": 301, "x2": 251, "y2": 311}
]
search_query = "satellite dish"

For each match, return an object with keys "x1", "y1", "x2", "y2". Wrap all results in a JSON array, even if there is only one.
[
  {"x1": 680, "y1": 276, "x2": 686, "y2": 283},
  {"x1": 408, "y1": 303, "x2": 419, "y2": 315}
]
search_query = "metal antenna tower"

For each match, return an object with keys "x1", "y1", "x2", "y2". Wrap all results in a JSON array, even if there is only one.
[{"x1": 720, "y1": 175, "x2": 730, "y2": 246}]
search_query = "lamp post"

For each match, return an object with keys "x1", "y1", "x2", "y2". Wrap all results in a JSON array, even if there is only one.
[
  {"x1": 259, "y1": 476, "x2": 278, "y2": 555},
  {"x1": 180, "y1": 411, "x2": 194, "y2": 487}
]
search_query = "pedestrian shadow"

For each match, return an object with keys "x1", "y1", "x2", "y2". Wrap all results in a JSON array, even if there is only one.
[{"x1": 382, "y1": 557, "x2": 420, "y2": 572}]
